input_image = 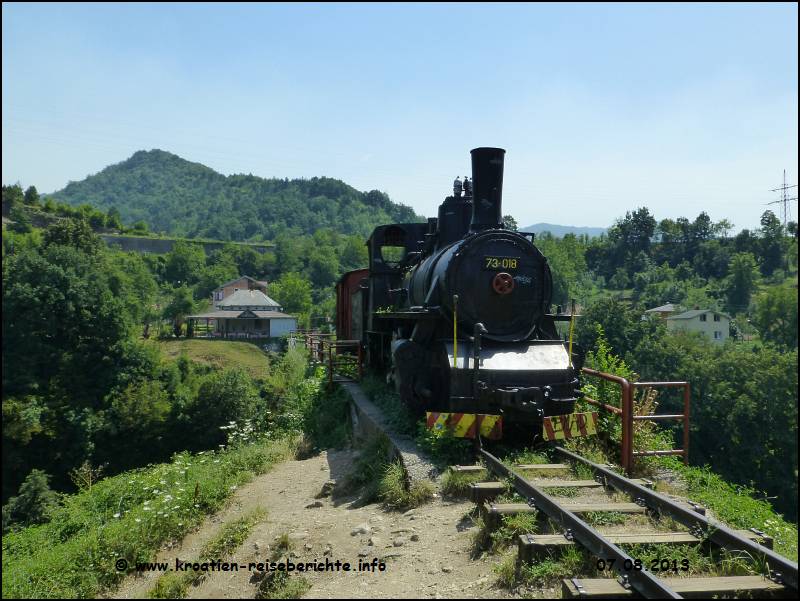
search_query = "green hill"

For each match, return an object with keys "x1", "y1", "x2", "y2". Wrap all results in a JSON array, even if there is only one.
[{"x1": 48, "y1": 149, "x2": 422, "y2": 241}]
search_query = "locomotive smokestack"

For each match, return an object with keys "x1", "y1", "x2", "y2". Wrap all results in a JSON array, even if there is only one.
[{"x1": 470, "y1": 147, "x2": 505, "y2": 231}]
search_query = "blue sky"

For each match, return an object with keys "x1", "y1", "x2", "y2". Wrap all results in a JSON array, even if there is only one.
[{"x1": 3, "y1": 2, "x2": 797, "y2": 230}]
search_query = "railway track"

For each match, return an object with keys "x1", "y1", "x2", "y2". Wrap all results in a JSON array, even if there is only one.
[{"x1": 457, "y1": 446, "x2": 798, "y2": 599}]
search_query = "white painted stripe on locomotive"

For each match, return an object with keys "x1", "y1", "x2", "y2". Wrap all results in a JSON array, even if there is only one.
[{"x1": 445, "y1": 341, "x2": 570, "y2": 370}]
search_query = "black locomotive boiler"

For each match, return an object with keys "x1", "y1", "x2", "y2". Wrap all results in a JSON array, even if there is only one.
[{"x1": 336, "y1": 147, "x2": 583, "y2": 436}]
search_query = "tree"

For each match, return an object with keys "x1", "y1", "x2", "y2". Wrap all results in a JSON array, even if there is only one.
[
  {"x1": 9, "y1": 206, "x2": 32, "y2": 233},
  {"x1": 752, "y1": 285, "x2": 798, "y2": 349},
  {"x1": 89, "y1": 211, "x2": 107, "y2": 231},
  {"x1": 576, "y1": 297, "x2": 666, "y2": 360},
  {"x1": 502, "y1": 215, "x2": 518, "y2": 231},
  {"x1": 43, "y1": 219, "x2": 102, "y2": 254},
  {"x1": 162, "y1": 286, "x2": 195, "y2": 336},
  {"x1": 633, "y1": 333, "x2": 798, "y2": 520},
  {"x1": 164, "y1": 241, "x2": 205, "y2": 285},
  {"x1": 2, "y1": 469, "x2": 58, "y2": 531},
  {"x1": 758, "y1": 210, "x2": 785, "y2": 276},
  {"x1": 308, "y1": 248, "x2": 339, "y2": 288},
  {"x1": 274, "y1": 233, "x2": 306, "y2": 273},
  {"x1": 269, "y1": 272, "x2": 312, "y2": 315},
  {"x1": 340, "y1": 236, "x2": 367, "y2": 271},
  {"x1": 187, "y1": 369, "x2": 261, "y2": 447},
  {"x1": 195, "y1": 260, "x2": 239, "y2": 300},
  {"x1": 23, "y1": 186, "x2": 40, "y2": 206},
  {"x1": 725, "y1": 252, "x2": 759, "y2": 312},
  {"x1": 2, "y1": 184, "x2": 24, "y2": 214},
  {"x1": 609, "y1": 267, "x2": 628, "y2": 289},
  {"x1": 106, "y1": 207, "x2": 123, "y2": 230},
  {"x1": 3, "y1": 243, "x2": 133, "y2": 401},
  {"x1": 100, "y1": 380, "x2": 171, "y2": 468}
]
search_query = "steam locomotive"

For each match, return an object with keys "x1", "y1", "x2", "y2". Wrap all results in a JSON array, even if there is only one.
[{"x1": 336, "y1": 148, "x2": 583, "y2": 436}]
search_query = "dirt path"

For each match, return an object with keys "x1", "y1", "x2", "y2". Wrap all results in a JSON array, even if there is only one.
[{"x1": 112, "y1": 449, "x2": 512, "y2": 599}]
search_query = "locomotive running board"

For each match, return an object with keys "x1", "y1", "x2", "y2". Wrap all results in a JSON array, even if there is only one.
[{"x1": 425, "y1": 412, "x2": 502, "y2": 439}]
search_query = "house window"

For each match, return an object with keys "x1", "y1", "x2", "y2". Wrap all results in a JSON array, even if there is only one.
[
  {"x1": 699, "y1": 314, "x2": 707, "y2": 322},
  {"x1": 714, "y1": 331, "x2": 722, "y2": 340},
  {"x1": 714, "y1": 314, "x2": 720, "y2": 322}
]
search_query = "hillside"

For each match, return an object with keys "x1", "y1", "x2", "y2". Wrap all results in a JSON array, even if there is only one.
[
  {"x1": 48, "y1": 149, "x2": 422, "y2": 241},
  {"x1": 153, "y1": 339, "x2": 271, "y2": 379},
  {"x1": 523, "y1": 222, "x2": 607, "y2": 238}
]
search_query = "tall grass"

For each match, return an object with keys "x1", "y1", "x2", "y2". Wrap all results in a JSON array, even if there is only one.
[{"x1": 2, "y1": 437, "x2": 298, "y2": 599}]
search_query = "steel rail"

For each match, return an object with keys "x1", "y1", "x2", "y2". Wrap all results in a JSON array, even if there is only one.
[
  {"x1": 555, "y1": 446, "x2": 798, "y2": 592},
  {"x1": 479, "y1": 448, "x2": 682, "y2": 599}
]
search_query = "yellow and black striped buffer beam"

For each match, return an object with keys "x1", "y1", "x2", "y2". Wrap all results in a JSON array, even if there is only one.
[
  {"x1": 425, "y1": 412, "x2": 502, "y2": 440},
  {"x1": 542, "y1": 411, "x2": 598, "y2": 441}
]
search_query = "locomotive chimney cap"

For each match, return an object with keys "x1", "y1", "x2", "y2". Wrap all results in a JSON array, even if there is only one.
[{"x1": 469, "y1": 148, "x2": 505, "y2": 231}]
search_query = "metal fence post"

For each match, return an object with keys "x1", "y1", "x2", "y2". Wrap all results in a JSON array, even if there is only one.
[
  {"x1": 682, "y1": 383, "x2": 690, "y2": 465},
  {"x1": 327, "y1": 342, "x2": 333, "y2": 387},
  {"x1": 621, "y1": 380, "x2": 633, "y2": 475}
]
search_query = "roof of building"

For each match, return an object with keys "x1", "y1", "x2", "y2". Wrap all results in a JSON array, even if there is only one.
[
  {"x1": 215, "y1": 275, "x2": 268, "y2": 290},
  {"x1": 188, "y1": 309, "x2": 296, "y2": 320},
  {"x1": 667, "y1": 309, "x2": 731, "y2": 321},
  {"x1": 644, "y1": 303, "x2": 681, "y2": 313},
  {"x1": 216, "y1": 289, "x2": 281, "y2": 309}
]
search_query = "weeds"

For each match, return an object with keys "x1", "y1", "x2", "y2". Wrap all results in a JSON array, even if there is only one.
[
  {"x1": 378, "y1": 462, "x2": 434, "y2": 510},
  {"x1": 441, "y1": 469, "x2": 486, "y2": 497},
  {"x1": 492, "y1": 552, "x2": 518, "y2": 589},
  {"x1": 622, "y1": 542, "x2": 713, "y2": 577},
  {"x1": 255, "y1": 570, "x2": 310, "y2": 599},
  {"x1": 342, "y1": 434, "x2": 393, "y2": 504},
  {"x1": 517, "y1": 546, "x2": 591, "y2": 588},
  {"x1": 490, "y1": 513, "x2": 539, "y2": 552},
  {"x1": 583, "y1": 511, "x2": 627, "y2": 526},
  {"x1": 359, "y1": 376, "x2": 417, "y2": 436},
  {"x1": 255, "y1": 531, "x2": 310, "y2": 599},
  {"x1": 505, "y1": 449, "x2": 551, "y2": 466},
  {"x1": 301, "y1": 384, "x2": 351, "y2": 450},
  {"x1": 415, "y1": 422, "x2": 474, "y2": 467},
  {"x1": 2, "y1": 438, "x2": 297, "y2": 599},
  {"x1": 660, "y1": 458, "x2": 798, "y2": 561},
  {"x1": 544, "y1": 487, "x2": 580, "y2": 498},
  {"x1": 148, "y1": 508, "x2": 267, "y2": 598}
]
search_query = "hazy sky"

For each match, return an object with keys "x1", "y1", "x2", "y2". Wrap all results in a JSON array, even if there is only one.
[{"x1": 3, "y1": 2, "x2": 797, "y2": 230}]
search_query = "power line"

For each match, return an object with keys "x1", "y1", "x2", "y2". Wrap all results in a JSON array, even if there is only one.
[{"x1": 766, "y1": 169, "x2": 797, "y2": 226}]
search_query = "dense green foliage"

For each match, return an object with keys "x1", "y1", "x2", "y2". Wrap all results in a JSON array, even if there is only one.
[
  {"x1": 2, "y1": 152, "x2": 797, "y2": 542},
  {"x1": 48, "y1": 149, "x2": 422, "y2": 240},
  {"x1": 563, "y1": 209, "x2": 798, "y2": 520},
  {"x1": 2, "y1": 437, "x2": 299, "y2": 598},
  {"x1": 1, "y1": 205, "x2": 342, "y2": 525}
]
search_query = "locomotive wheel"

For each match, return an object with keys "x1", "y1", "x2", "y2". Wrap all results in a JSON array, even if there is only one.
[{"x1": 492, "y1": 272, "x2": 515, "y2": 295}]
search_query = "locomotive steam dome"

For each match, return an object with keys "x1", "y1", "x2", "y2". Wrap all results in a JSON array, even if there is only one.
[{"x1": 407, "y1": 147, "x2": 553, "y2": 341}]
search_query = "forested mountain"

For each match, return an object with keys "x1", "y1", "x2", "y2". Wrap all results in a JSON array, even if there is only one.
[
  {"x1": 48, "y1": 149, "x2": 422, "y2": 240},
  {"x1": 522, "y1": 223, "x2": 607, "y2": 238}
]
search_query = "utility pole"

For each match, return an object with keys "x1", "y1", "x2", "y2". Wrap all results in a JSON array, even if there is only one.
[{"x1": 768, "y1": 170, "x2": 797, "y2": 227}]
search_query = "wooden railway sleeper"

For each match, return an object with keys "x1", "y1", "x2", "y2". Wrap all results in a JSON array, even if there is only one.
[{"x1": 570, "y1": 577, "x2": 588, "y2": 597}]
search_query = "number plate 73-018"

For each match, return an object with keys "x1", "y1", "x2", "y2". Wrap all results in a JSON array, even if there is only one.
[{"x1": 483, "y1": 256, "x2": 519, "y2": 270}]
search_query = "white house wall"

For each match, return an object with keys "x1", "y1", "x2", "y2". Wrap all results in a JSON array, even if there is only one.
[{"x1": 269, "y1": 318, "x2": 297, "y2": 337}]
